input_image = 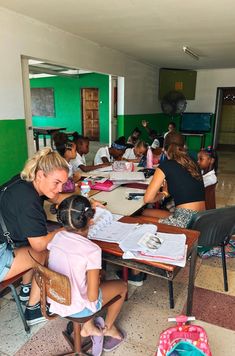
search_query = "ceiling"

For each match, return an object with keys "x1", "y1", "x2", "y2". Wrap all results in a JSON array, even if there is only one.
[{"x1": 1, "y1": 0, "x2": 235, "y2": 70}]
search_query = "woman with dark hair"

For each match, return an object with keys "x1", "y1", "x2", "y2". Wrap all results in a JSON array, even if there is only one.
[
  {"x1": 143, "y1": 132, "x2": 205, "y2": 228},
  {"x1": 115, "y1": 132, "x2": 205, "y2": 287}
]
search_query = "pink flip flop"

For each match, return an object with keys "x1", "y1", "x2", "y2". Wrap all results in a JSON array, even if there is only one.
[
  {"x1": 91, "y1": 316, "x2": 105, "y2": 356},
  {"x1": 103, "y1": 328, "x2": 126, "y2": 352}
]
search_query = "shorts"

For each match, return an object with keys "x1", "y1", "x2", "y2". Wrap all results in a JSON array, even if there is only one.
[
  {"x1": 69, "y1": 289, "x2": 103, "y2": 318},
  {"x1": 158, "y1": 207, "x2": 198, "y2": 228},
  {"x1": 0, "y1": 243, "x2": 14, "y2": 282}
]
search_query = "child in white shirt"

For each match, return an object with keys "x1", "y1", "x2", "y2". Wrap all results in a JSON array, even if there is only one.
[
  {"x1": 197, "y1": 146, "x2": 218, "y2": 188},
  {"x1": 122, "y1": 140, "x2": 148, "y2": 163},
  {"x1": 94, "y1": 140, "x2": 126, "y2": 165},
  {"x1": 71, "y1": 135, "x2": 110, "y2": 172}
]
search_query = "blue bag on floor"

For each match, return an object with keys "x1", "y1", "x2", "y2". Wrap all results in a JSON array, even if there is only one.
[{"x1": 167, "y1": 340, "x2": 205, "y2": 355}]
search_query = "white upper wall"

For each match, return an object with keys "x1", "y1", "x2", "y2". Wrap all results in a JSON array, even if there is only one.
[
  {"x1": 0, "y1": 8, "x2": 159, "y2": 119},
  {"x1": 1, "y1": 8, "x2": 235, "y2": 119},
  {"x1": 187, "y1": 68, "x2": 235, "y2": 112}
]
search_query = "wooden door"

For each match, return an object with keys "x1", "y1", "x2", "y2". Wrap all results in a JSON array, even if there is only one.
[{"x1": 81, "y1": 88, "x2": 99, "y2": 140}]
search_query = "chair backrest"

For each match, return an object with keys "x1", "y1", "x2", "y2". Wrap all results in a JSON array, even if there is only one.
[
  {"x1": 188, "y1": 206, "x2": 235, "y2": 247},
  {"x1": 205, "y1": 183, "x2": 217, "y2": 210},
  {"x1": 29, "y1": 252, "x2": 71, "y2": 319}
]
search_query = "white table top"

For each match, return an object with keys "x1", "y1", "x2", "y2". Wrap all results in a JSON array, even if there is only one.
[{"x1": 94, "y1": 186, "x2": 146, "y2": 216}]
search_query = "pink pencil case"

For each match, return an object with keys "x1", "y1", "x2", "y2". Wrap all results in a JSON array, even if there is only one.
[{"x1": 90, "y1": 180, "x2": 119, "y2": 191}]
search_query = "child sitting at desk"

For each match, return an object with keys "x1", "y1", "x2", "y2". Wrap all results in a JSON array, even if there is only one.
[
  {"x1": 71, "y1": 134, "x2": 110, "y2": 172},
  {"x1": 122, "y1": 140, "x2": 148, "y2": 163},
  {"x1": 53, "y1": 132, "x2": 81, "y2": 183},
  {"x1": 164, "y1": 121, "x2": 176, "y2": 139},
  {"x1": 48, "y1": 195, "x2": 127, "y2": 354},
  {"x1": 197, "y1": 146, "x2": 218, "y2": 188},
  {"x1": 141, "y1": 120, "x2": 161, "y2": 148},
  {"x1": 94, "y1": 138, "x2": 126, "y2": 165},
  {"x1": 127, "y1": 127, "x2": 141, "y2": 147}
]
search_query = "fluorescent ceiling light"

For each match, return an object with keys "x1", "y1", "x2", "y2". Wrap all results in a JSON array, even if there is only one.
[
  {"x1": 183, "y1": 46, "x2": 199, "y2": 60},
  {"x1": 28, "y1": 59, "x2": 44, "y2": 65}
]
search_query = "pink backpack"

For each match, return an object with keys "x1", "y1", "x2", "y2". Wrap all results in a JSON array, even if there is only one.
[{"x1": 156, "y1": 315, "x2": 212, "y2": 356}]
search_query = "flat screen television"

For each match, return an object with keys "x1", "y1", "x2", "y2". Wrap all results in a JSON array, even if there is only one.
[{"x1": 180, "y1": 113, "x2": 212, "y2": 133}]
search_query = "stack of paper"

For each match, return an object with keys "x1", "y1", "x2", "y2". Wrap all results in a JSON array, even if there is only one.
[
  {"x1": 121, "y1": 232, "x2": 187, "y2": 267},
  {"x1": 110, "y1": 171, "x2": 145, "y2": 183},
  {"x1": 88, "y1": 208, "x2": 187, "y2": 267}
]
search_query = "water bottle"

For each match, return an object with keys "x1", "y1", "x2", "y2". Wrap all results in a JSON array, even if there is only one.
[
  {"x1": 146, "y1": 146, "x2": 153, "y2": 168},
  {"x1": 80, "y1": 178, "x2": 90, "y2": 198}
]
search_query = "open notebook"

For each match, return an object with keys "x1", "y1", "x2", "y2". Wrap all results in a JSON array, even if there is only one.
[{"x1": 88, "y1": 207, "x2": 156, "y2": 243}]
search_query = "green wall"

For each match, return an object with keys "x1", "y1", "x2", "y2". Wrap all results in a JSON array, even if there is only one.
[
  {"x1": 117, "y1": 113, "x2": 215, "y2": 151},
  {"x1": 30, "y1": 73, "x2": 110, "y2": 142},
  {"x1": 0, "y1": 119, "x2": 28, "y2": 185}
]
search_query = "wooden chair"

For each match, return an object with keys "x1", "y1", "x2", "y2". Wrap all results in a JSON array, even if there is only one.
[
  {"x1": 0, "y1": 270, "x2": 31, "y2": 333},
  {"x1": 205, "y1": 183, "x2": 217, "y2": 210},
  {"x1": 31, "y1": 253, "x2": 121, "y2": 355}
]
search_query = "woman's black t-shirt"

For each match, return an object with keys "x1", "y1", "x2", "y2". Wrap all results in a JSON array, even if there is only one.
[
  {"x1": 158, "y1": 160, "x2": 205, "y2": 206},
  {"x1": 0, "y1": 178, "x2": 47, "y2": 247}
]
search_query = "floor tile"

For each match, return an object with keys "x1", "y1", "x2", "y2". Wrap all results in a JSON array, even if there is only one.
[
  {"x1": 15, "y1": 318, "x2": 71, "y2": 356},
  {"x1": 195, "y1": 264, "x2": 235, "y2": 296},
  {"x1": 195, "y1": 320, "x2": 235, "y2": 356},
  {"x1": 0, "y1": 299, "x2": 47, "y2": 355},
  {"x1": 202, "y1": 255, "x2": 235, "y2": 271},
  {"x1": 191, "y1": 287, "x2": 235, "y2": 331}
]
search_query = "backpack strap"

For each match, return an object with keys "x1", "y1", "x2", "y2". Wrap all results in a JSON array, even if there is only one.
[{"x1": 0, "y1": 177, "x2": 21, "y2": 250}]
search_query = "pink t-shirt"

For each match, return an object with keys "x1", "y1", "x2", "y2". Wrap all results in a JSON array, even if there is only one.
[{"x1": 47, "y1": 230, "x2": 102, "y2": 317}]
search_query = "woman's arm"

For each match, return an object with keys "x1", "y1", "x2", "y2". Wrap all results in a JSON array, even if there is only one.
[
  {"x1": 144, "y1": 167, "x2": 165, "y2": 203},
  {"x1": 86, "y1": 269, "x2": 100, "y2": 301},
  {"x1": 28, "y1": 227, "x2": 64, "y2": 253}
]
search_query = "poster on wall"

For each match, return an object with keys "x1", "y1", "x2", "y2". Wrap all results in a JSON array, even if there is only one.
[{"x1": 31, "y1": 88, "x2": 55, "y2": 117}]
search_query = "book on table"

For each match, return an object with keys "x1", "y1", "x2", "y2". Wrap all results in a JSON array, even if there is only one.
[{"x1": 89, "y1": 208, "x2": 187, "y2": 266}]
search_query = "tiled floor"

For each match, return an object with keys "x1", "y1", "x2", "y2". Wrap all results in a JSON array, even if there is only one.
[{"x1": 0, "y1": 149, "x2": 234, "y2": 355}]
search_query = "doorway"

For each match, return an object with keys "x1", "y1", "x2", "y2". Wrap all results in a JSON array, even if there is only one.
[
  {"x1": 21, "y1": 57, "x2": 124, "y2": 154},
  {"x1": 214, "y1": 87, "x2": 235, "y2": 151},
  {"x1": 81, "y1": 88, "x2": 99, "y2": 140}
]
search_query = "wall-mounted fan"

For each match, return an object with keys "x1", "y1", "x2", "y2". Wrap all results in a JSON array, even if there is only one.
[{"x1": 161, "y1": 90, "x2": 187, "y2": 116}]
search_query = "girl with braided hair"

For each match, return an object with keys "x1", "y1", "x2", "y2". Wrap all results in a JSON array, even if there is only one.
[
  {"x1": 47, "y1": 195, "x2": 127, "y2": 354},
  {"x1": 197, "y1": 146, "x2": 218, "y2": 188}
]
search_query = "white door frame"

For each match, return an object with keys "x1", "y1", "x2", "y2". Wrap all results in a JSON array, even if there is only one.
[{"x1": 21, "y1": 56, "x2": 34, "y2": 157}]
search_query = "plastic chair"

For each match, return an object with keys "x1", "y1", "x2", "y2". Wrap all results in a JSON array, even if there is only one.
[
  {"x1": 188, "y1": 206, "x2": 235, "y2": 291},
  {"x1": 0, "y1": 270, "x2": 31, "y2": 333},
  {"x1": 31, "y1": 253, "x2": 121, "y2": 355}
]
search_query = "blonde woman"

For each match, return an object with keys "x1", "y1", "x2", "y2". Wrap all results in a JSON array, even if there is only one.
[{"x1": 0, "y1": 147, "x2": 69, "y2": 325}]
